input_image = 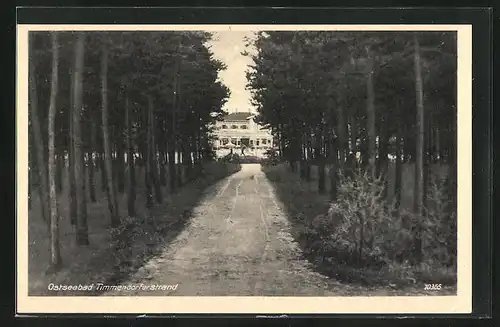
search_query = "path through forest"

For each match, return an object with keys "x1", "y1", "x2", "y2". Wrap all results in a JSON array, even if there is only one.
[
  {"x1": 105, "y1": 163, "x2": 349, "y2": 296},
  {"x1": 103, "y1": 163, "x2": 456, "y2": 297}
]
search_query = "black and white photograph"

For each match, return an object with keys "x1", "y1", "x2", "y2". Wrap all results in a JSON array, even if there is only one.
[{"x1": 16, "y1": 23, "x2": 472, "y2": 314}]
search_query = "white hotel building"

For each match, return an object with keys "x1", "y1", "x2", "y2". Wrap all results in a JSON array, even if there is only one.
[{"x1": 211, "y1": 112, "x2": 276, "y2": 158}]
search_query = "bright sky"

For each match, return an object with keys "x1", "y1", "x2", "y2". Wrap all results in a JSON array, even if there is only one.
[{"x1": 208, "y1": 31, "x2": 256, "y2": 114}]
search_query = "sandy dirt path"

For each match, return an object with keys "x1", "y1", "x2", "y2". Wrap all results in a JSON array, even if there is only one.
[
  {"x1": 102, "y1": 163, "x2": 456, "y2": 297},
  {"x1": 104, "y1": 163, "x2": 351, "y2": 296}
]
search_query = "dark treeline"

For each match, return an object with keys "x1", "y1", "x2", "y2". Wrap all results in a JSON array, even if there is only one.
[
  {"x1": 28, "y1": 31, "x2": 229, "y2": 271},
  {"x1": 248, "y1": 31, "x2": 457, "y2": 267}
]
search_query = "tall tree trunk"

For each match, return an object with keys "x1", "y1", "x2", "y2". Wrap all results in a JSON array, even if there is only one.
[
  {"x1": 55, "y1": 150, "x2": 63, "y2": 194},
  {"x1": 435, "y1": 125, "x2": 440, "y2": 163},
  {"x1": 181, "y1": 138, "x2": 189, "y2": 182},
  {"x1": 164, "y1": 141, "x2": 171, "y2": 184},
  {"x1": 299, "y1": 134, "x2": 306, "y2": 179},
  {"x1": 190, "y1": 134, "x2": 197, "y2": 177},
  {"x1": 347, "y1": 113, "x2": 359, "y2": 175},
  {"x1": 137, "y1": 151, "x2": 142, "y2": 167},
  {"x1": 159, "y1": 118, "x2": 167, "y2": 186},
  {"x1": 317, "y1": 128, "x2": 326, "y2": 194},
  {"x1": 428, "y1": 112, "x2": 435, "y2": 163},
  {"x1": 111, "y1": 137, "x2": 118, "y2": 193},
  {"x1": 68, "y1": 66, "x2": 77, "y2": 226},
  {"x1": 99, "y1": 151, "x2": 106, "y2": 192},
  {"x1": 329, "y1": 132, "x2": 338, "y2": 200},
  {"x1": 29, "y1": 35, "x2": 50, "y2": 227},
  {"x1": 186, "y1": 136, "x2": 194, "y2": 180},
  {"x1": 305, "y1": 133, "x2": 312, "y2": 181},
  {"x1": 115, "y1": 105, "x2": 125, "y2": 194},
  {"x1": 177, "y1": 149, "x2": 183, "y2": 187},
  {"x1": 349, "y1": 113, "x2": 358, "y2": 156},
  {"x1": 73, "y1": 32, "x2": 89, "y2": 245},
  {"x1": 148, "y1": 95, "x2": 162, "y2": 204},
  {"x1": 337, "y1": 105, "x2": 347, "y2": 170},
  {"x1": 413, "y1": 32, "x2": 425, "y2": 263},
  {"x1": 47, "y1": 32, "x2": 62, "y2": 269},
  {"x1": 198, "y1": 132, "x2": 204, "y2": 172},
  {"x1": 365, "y1": 46, "x2": 377, "y2": 180},
  {"x1": 145, "y1": 97, "x2": 154, "y2": 208},
  {"x1": 176, "y1": 67, "x2": 184, "y2": 188},
  {"x1": 378, "y1": 115, "x2": 389, "y2": 198},
  {"x1": 423, "y1": 111, "x2": 432, "y2": 208},
  {"x1": 196, "y1": 133, "x2": 202, "y2": 165},
  {"x1": 101, "y1": 41, "x2": 120, "y2": 228},
  {"x1": 88, "y1": 119, "x2": 96, "y2": 202},
  {"x1": 289, "y1": 133, "x2": 300, "y2": 173},
  {"x1": 54, "y1": 136, "x2": 65, "y2": 194},
  {"x1": 277, "y1": 125, "x2": 282, "y2": 158},
  {"x1": 94, "y1": 152, "x2": 100, "y2": 172},
  {"x1": 125, "y1": 96, "x2": 136, "y2": 217},
  {"x1": 395, "y1": 119, "x2": 403, "y2": 211},
  {"x1": 192, "y1": 135, "x2": 200, "y2": 178},
  {"x1": 116, "y1": 140, "x2": 125, "y2": 194},
  {"x1": 197, "y1": 134, "x2": 203, "y2": 173},
  {"x1": 376, "y1": 116, "x2": 383, "y2": 178},
  {"x1": 359, "y1": 137, "x2": 369, "y2": 168},
  {"x1": 169, "y1": 59, "x2": 179, "y2": 192},
  {"x1": 168, "y1": 139, "x2": 177, "y2": 192},
  {"x1": 159, "y1": 147, "x2": 167, "y2": 186}
]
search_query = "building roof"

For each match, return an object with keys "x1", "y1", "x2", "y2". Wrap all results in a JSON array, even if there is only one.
[{"x1": 222, "y1": 112, "x2": 253, "y2": 122}]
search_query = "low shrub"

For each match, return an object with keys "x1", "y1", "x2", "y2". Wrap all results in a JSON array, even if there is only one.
[
  {"x1": 324, "y1": 170, "x2": 399, "y2": 266},
  {"x1": 322, "y1": 168, "x2": 456, "y2": 284},
  {"x1": 263, "y1": 163, "x2": 457, "y2": 289}
]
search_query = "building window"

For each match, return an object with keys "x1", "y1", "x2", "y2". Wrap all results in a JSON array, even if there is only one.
[
  {"x1": 250, "y1": 140, "x2": 254, "y2": 145},
  {"x1": 231, "y1": 125, "x2": 238, "y2": 129},
  {"x1": 240, "y1": 125, "x2": 248, "y2": 129},
  {"x1": 256, "y1": 140, "x2": 260, "y2": 146},
  {"x1": 231, "y1": 138, "x2": 237, "y2": 145},
  {"x1": 262, "y1": 139, "x2": 267, "y2": 145},
  {"x1": 222, "y1": 125, "x2": 228, "y2": 129},
  {"x1": 237, "y1": 140, "x2": 241, "y2": 145},
  {"x1": 222, "y1": 138, "x2": 229, "y2": 145}
]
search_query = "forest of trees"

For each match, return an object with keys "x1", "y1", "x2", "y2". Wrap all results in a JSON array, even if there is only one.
[
  {"x1": 28, "y1": 31, "x2": 230, "y2": 271},
  {"x1": 27, "y1": 29, "x2": 459, "y2": 286},
  {"x1": 248, "y1": 31, "x2": 457, "y2": 271}
]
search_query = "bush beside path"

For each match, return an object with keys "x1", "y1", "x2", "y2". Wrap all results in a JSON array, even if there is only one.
[{"x1": 262, "y1": 163, "x2": 457, "y2": 296}]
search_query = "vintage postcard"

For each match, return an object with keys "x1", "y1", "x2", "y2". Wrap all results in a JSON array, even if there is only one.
[{"x1": 16, "y1": 23, "x2": 472, "y2": 314}]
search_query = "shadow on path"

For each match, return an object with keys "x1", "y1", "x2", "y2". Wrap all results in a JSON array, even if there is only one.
[{"x1": 93, "y1": 163, "x2": 243, "y2": 296}]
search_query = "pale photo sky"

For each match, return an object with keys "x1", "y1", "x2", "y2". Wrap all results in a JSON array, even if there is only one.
[{"x1": 208, "y1": 31, "x2": 256, "y2": 114}]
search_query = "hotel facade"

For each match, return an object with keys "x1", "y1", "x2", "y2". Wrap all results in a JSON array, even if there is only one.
[{"x1": 211, "y1": 112, "x2": 276, "y2": 158}]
